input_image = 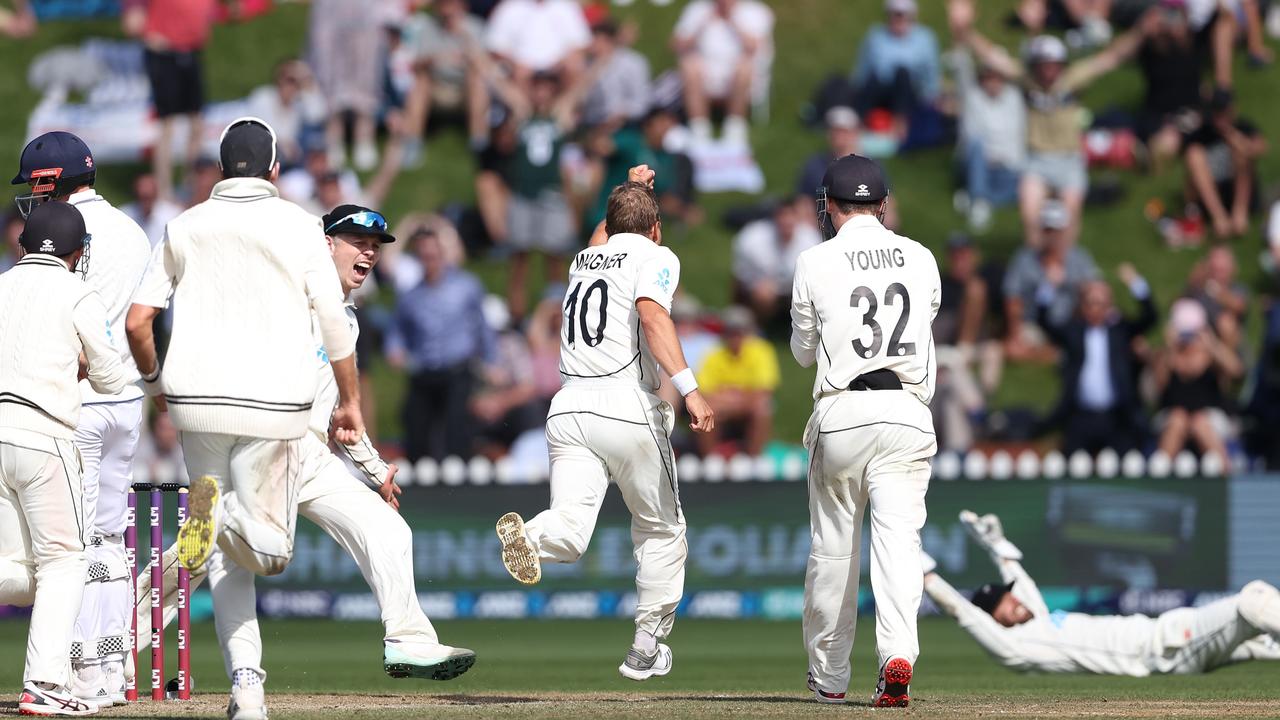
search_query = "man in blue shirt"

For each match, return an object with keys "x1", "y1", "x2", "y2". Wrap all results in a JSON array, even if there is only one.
[
  {"x1": 851, "y1": 0, "x2": 941, "y2": 140},
  {"x1": 387, "y1": 228, "x2": 496, "y2": 461}
]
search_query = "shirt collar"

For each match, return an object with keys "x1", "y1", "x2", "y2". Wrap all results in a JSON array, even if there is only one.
[
  {"x1": 67, "y1": 188, "x2": 103, "y2": 206},
  {"x1": 211, "y1": 177, "x2": 280, "y2": 202},
  {"x1": 836, "y1": 215, "x2": 885, "y2": 236},
  {"x1": 16, "y1": 254, "x2": 71, "y2": 270}
]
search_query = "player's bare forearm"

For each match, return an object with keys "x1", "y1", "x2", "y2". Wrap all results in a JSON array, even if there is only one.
[
  {"x1": 126, "y1": 303, "x2": 162, "y2": 377},
  {"x1": 329, "y1": 355, "x2": 365, "y2": 445}
]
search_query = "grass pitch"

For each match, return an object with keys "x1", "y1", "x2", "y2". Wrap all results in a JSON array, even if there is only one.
[{"x1": 1, "y1": 618, "x2": 1277, "y2": 719}]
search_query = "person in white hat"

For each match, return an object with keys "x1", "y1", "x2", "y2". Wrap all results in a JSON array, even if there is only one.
[{"x1": 849, "y1": 0, "x2": 941, "y2": 141}]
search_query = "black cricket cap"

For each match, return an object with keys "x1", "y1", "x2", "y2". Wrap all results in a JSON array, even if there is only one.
[
  {"x1": 219, "y1": 117, "x2": 278, "y2": 178},
  {"x1": 20, "y1": 200, "x2": 88, "y2": 256},
  {"x1": 822, "y1": 154, "x2": 888, "y2": 203},
  {"x1": 322, "y1": 203, "x2": 396, "y2": 243},
  {"x1": 970, "y1": 581, "x2": 1015, "y2": 615},
  {"x1": 12, "y1": 131, "x2": 95, "y2": 186}
]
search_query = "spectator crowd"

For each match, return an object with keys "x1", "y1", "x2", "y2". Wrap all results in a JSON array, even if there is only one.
[{"x1": 4, "y1": 0, "x2": 1280, "y2": 472}]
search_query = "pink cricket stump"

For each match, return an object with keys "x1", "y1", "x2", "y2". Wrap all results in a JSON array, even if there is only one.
[
  {"x1": 149, "y1": 487, "x2": 164, "y2": 702},
  {"x1": 124, "y1": 487, "x2": 138, "y2": 703},
  {"x1": 177, "y1": 488, "x2": 192, "y2": 700}
]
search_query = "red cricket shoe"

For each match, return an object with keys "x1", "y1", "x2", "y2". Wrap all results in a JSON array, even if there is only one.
[
  {"x1": 872, "y1": 657, "x2": 912, "y2": 708},
  {"x1": 807, "y1": 671, "x2": 846, "y2": 704}
]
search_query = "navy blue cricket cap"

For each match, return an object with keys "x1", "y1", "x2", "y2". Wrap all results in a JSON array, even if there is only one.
[
  {"x1": 822, "y1": 154, "x2": 888, "y2": 203},
  {"x1": 970, "y1": 581, "x2": 1015, "y2": 615},
  {"x1": 219, "y1": 116, "x2": 278, "y2": 178},
  {"x1": 19, "y1": 201, "x2": 88, "y2": 256},
  {"x1": 11, "y1": 131, "x2": 95, "y2": 185}
]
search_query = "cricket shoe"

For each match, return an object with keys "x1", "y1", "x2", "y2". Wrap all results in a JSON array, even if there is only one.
[
  {"x1": 807, "y1": 671, "x2": 845, "y2": 704},
  {"x1": 227, "y1": 682, "x2": 267, "y2": 720},
  {"x1": 69, "y1": 665, "x2": 112, "y2": 710},
  {"x1": 102, "y1": 661, "x2": 126, "y2": 705},
  {"x1": 18, "y1": 684, "x2": 97, "y2": 716},
  {"x1": 495, "y1": 512, "x2": 541, "y2": 585},
  {"x1": 383, "y1": 641, "x2": 477, "y2": 680},
  {"x1": 618, "y1": 644, "x2": 672, "y2": 681},
  {"x1": 959, "y1": 510, "x2": 1023, "y2": 561},
  {"x1": 872, "y1": 657, "x2": 912, "y2": 708},
  {"x1": 178, "y1": 475, "x2": 221, "y2": 572}
]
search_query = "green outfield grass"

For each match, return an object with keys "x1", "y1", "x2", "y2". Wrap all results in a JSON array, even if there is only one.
[{"x1": 1, "y1": 618, "x2": 1277, "y2": 718}]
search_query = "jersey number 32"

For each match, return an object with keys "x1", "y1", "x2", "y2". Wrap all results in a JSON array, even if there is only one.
[{"x1": 850, "y1": 282, "x2": 916, "y2": 359}]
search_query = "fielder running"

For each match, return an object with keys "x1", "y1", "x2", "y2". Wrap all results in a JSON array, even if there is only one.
[
  {"x1": 925, "y1": 511, "x2": 1280, "y2": 675},
  {"x1": 496, "y1": 178, "x2": 714, "y2": 681},
  {"x1": 790, "y1": 154, "x2": 940, "y2": 707},
  {"x1": 11, "y1": 131, "x2": 153, "y2": 709},
  {"x1": 133, "y1": 203, "x2": 475, "y2": 681},
  {"x1": 124, "y1": 117, "x2": 363, "y2": 720},
  {"x1": 0, "y1": 201, "x2": 128, "y2": 716}
]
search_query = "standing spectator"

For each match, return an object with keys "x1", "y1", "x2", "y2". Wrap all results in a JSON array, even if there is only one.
[
  {"x1": 1037, "y1": 267, "x2": 1157, "y2": 455},
  {"x1": 401, "y1": 0, "x2": 489, "y2": 162},
  {"x1": 933, "y1": 234, "x2": 991, "y2": 451},
  {"x1": 123, "y1": 0, "x2": 216, "y2": 200},
  {"x1": 731, "y1": 195, "x2": 822, "y2": 332},
  {"x1": 485, "y1": 0, "x2": 591, "y2": 86},
  {"x1": 695, "y1": 306, "x2": 779, "y2": 458},
  {"x1": 1134, "y1": 1, "x2": 1205, "y2": 171},
  {"x1": 1182, "y1": 89, "x2": 1266, "y2": 239},
  {"x1": 672, "y1": 0, "x2": 775, "y2": 145},
  {"x1": 951, "y1": 48, "x2": 1025, "y2": 232},
  {"x1": 387, "y1": 228, "x2": 496, "y2": 462},
  {"x1": 580, "y1": 19, "x2": 652, "y2": 131},
  {"x1": 245, "y1": 58, "x2": 327, "y2": 168},
  {"x1": 1003, "y1": 201, "x2": 1100, "y2": 361},
  {"x1": 1153, "y1": 298, "x2": 1242, "y2": 465},
  {"x1": 795, "y1": 106, "x2": 862, "y2": 196},
  {"x1": 850, "y1": 0, "x2": 942, "y2": 142},
  {"x1": 121, "y1": 173, "x2": 185, "y2": 247},
  {"x1": 309, "y1": 0, "x2": 385, "y2": 170}
]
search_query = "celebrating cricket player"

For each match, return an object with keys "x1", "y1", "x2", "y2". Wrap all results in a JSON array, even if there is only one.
[
  {"x1": 790, "y1": 154, "x2": 941, "y2": 707},
  {"x1": 134, "y1": 203, "x2": 475, "y2": 683},
  {"x1": 925, "y1": 511, "x2": 1280, "y2": 675},
  {"x1": 495, "y1": 175, "x2": 714, "y2": 682},
  {"x1": 11, "y1": 131, "x2": 152, "y2": 709},
  {"x1": 0, "y1": 201, "x2": 128, "y2": 717},
  {"x1": 124, "y1": 117, "x2": 362, "y2": 720}
]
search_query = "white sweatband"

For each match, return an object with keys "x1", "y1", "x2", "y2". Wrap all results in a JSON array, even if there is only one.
[
  {"x1": 140, "y1": 368, "x2": 163, "y2": 397},
  {"x1": 671, "y1": 368, "x2": 698, "y2": 397}
]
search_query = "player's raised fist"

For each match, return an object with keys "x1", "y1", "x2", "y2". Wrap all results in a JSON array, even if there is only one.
[
  {"x1": 628, "y1": 164, "x2": 656, "y2": 188},
  {"x1": 684, "y1": 390, "x2": 715, "y2": 433}
]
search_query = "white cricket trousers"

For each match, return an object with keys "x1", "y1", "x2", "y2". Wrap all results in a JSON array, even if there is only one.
[
  {"x1": 0, "y1": 428, "x2": 89, "y2": 688},
  {"x1": 72, "y1": 398, "x2": 142, "y2": 666},
  {"x1": 523, "y1": 385, "x2": 686, "y2": 640},
  {"x1": 1151, "y1": 580, "x2": 1280, "y2": 674},
  {"x1": 802, "y1": 390, "x2": 936, "y2": 695}
]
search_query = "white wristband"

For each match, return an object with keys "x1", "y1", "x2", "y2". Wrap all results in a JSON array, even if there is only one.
[{"x1": 671, "y1": 368, "x2": 698, "y2": 397}]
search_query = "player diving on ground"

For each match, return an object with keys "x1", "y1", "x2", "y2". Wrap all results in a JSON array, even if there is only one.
[{"x1": 924, "y1": 511, "x2": 1280, "y2": 675}]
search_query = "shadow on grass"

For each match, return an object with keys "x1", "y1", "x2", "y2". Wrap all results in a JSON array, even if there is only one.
[{"x1": 437, "y1": 694, "x2": 817, "y2": 706}]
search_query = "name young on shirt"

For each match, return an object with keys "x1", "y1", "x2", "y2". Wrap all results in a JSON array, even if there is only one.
[
  {"x1": 575, "y1": 252, "x2": 628, "y2": 272},
  {"x1": 846, "y1": 248, "x2": 906, "y2": 272}
]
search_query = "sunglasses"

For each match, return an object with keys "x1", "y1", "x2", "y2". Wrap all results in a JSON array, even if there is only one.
[{"x1": 326, "y1": 210, "x2": 388, "y2": 233}]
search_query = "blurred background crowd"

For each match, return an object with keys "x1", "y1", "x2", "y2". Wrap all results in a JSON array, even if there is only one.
[{"x1": 3, "y1": 0, "x2": 1280, "y2": 474}]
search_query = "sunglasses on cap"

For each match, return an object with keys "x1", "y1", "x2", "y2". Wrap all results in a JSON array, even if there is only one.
[{"x1": 325, "y1": 210, "x2": 388, "y2": 233}]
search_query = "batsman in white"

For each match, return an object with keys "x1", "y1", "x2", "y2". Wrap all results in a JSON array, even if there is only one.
[
  {"x1": 496, "y1": 171, "x2": 715, "y2": 681},
  {"x1": 925, "y1": 510, "x2": 1280, "y2": 675},
  {"x1": 790, "y1": 154, "x2": 940, "y2": 707},
  {"x1": 124, "y1": 117, "x2": 364, "y2": 720},
  {"x1": 10, "y1": 131, "x2": 153, "y2": 710},
  {"x1": 0, "y1": 201, "x2": 128, "y2": 716},
  {"x1": 133, "y1": 203, "x2": 475, "y2": 681}
]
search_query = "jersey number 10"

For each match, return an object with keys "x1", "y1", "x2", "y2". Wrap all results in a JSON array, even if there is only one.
[
  {"x1": 850, "y1": 282, "x2": 916, "y2": 359},
  {"x1": 564, "y1": 279, "x2": 610, "y2": 348}
]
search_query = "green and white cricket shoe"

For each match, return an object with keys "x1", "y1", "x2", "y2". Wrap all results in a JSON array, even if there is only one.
[
  {"x1": 383, "y1": 641, "x2": 477, "y2": 680},
  {"x1": 618, "y1": 643, "x2": 673, "y2": 681}
]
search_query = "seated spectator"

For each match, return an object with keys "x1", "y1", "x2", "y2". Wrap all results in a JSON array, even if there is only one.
[
  {"x1": 1187, "y1": 243, "x2": 1249, "y2": 348},
  {"x1": 950, "y1": 48, "x2": 1026, "y2": 232},
  {"x1": 580, "y1": 19, "x2": 652, "y2": 132},
  {"x1": 1014, "y1": 0, "x2": 1114, "y2": 43},
  {"x1": 795, "y1": 106, "x2": 862, "y2": 197},
  {"x1": 134, "y1": 410, "x2": 188, "y2": 484},
  {"x1": 696, "y1": 306, "x2": 779, "y2": 457},
  {"x1": 1134, "y1": 1, "x2": 1205, "y2": 171},
  {"x1": 471, "y1": 297, "x2": 541, "y2": 458},
  {"x1": 1003, "y1": 201, "x2": 1099, "y2": 361},
  {"x1": 951, "y1": 0, "x2": 1156, "y2": 247},
  {"x1": 245, "y1": 58, "x2": 327, "y2": 168},
  {"x1": 933, "y1": 233, "x2": 991, "y2": 451},
  {"x1": 401, "y1": 0, "x2": 489, "y2": 161},
  {"x1": 1153, "y1": 298, "x2": 1242, "y2": 465},
  {"x1": 279, "y1": 147, "x2": 364, "y2": 215},
  {"x1": 309, "y1": 0, "x2": 384, "y2": 170},
  {"x1": 1268, "y1": 200, "x2": 1280, "y2": 282},
  {"x1": 485, "y1": 0, "x2": 591, "y2": 86},
  {"x1": 121, "y1": 173, "x2": 184, "y2": 248},
  {"x1": 0, "y1": 0, "x2": 35, "y2": 38},
  {"x1": 1182, "y1": 89, "x2": 1266, "y2": 239},
  {"x1": 1038, "y1": 266, "x2": 1157, "y2": 455},
  {"x1": 586, "y1": 107, "x2": 696, "y2": 228},
  {"x1": 525, "y1": 291, "x2": 566, "y2": 408},
  {"x1": 672, "y1": 0, "x2": 775, "y2": 145},
  {"x1": 731, "y1": 195, "x2": 821, "y2": 333},
  {"x1": 386, "y1": 228, "x2": 496, "y2": 461},
  {"x1": 1183, "y1": 0, "x2": 1242, "y2": 89},
  {"x1": 0, "y1": 210, "x2": 22, "y2": 273},
  {"x1": 850, "y1": 0, "x2": 942, "y2": 141},
  {"x1": 660, "y1": 295, "x2": 721, "y2": 445},
  {"x1": 473, "y1": 117, "x2": 518, "y2": 248},
  {"x1": 182, "y1": 156, "x2": 222, "y2": 208}
]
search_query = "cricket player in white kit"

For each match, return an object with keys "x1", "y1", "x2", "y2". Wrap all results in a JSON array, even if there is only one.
[
  {"x1": 790, "y1": 154, "x2": 940, "y2": 707},
  {"x1": 133, "y1": 203, "x2": 475, "y2": 682},
  {"x1": 496, "y1": 177, "x2": 715, "y2": 681},
  {"x1": 0, "y1": 201, "x2": 128, "y2": 716},
  {"x1": 124, "y1": 118, "x2": 364, "y2": 720},
  {"x1": 10, "y1": 131, "x2": 153, "y2": 709},
  {"x1": 925, "y1": 511, "x2": 1280, "y2": 675}
]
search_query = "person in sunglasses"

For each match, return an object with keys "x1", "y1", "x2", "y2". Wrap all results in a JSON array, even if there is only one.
[{"x1": 125, "y1": 116, "x2": 364, "y2": 720}]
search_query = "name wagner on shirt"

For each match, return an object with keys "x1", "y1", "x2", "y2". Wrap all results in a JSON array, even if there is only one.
[{"x1": 575, "y1": 252, "x2": 628, "y2": 272}]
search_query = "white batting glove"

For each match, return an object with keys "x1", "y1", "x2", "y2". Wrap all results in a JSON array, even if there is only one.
[
  {"x1": 920, "y1": 550, "x2": 938, "y2": 575},
  {"x1": 959, "y1": 510, "x2": 1023, "y2": 561}
]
